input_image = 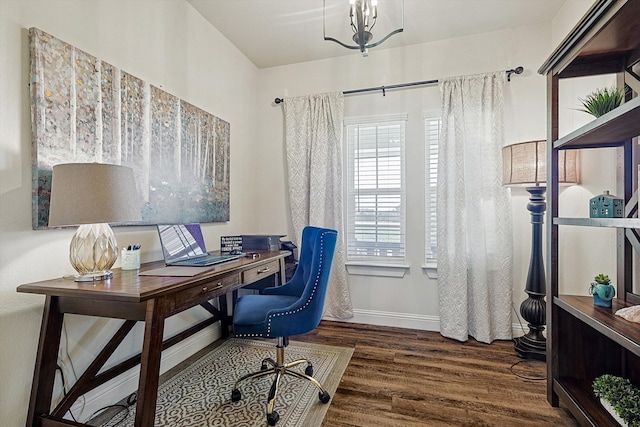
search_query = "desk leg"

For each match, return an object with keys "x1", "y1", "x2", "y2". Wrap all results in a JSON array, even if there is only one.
[
  {"x1": 26, "y1": 295, "x2": 63, "y2": 426},
  {"x1": 278, "y1": 257, "x2": 286, "y2": 285},
  {"x1": 134, "y1": 298, "x2": 169, "y2": 427},
  {"x1": 218, "y1": 294, "x2": 230, "y2": 338}
]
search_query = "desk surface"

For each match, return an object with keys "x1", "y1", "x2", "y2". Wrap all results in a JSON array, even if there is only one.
[{"x1": 17, "y1": 250, "x2": 290, "y2": 303}]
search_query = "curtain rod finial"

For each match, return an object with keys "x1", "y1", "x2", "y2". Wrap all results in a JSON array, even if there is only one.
[{"x1": 507, "y1": 66, "x2": 524, "y2": 81}]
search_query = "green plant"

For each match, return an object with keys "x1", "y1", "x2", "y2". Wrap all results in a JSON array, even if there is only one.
[
  {"x1": 594, "y1": 273, "x2": 611, "y2": 285},
  {"x1": 579, "y1": 86, "x2": 625, "y2": 117},
  {"x1": 593, "y1": 374, "x2": 640, "y2": 426}
]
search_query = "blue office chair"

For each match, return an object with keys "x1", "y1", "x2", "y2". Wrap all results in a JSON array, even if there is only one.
[{"x1": 231, "y1": 226, "x2": 338, "y2": 426}]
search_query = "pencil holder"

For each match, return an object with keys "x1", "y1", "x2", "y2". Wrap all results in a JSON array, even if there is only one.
[{"x1": 121, "y1": 248, "x2": 141, "y2": 270}]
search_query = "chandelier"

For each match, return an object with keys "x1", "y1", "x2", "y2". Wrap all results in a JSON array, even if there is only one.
[{"x1": 324, "y1": 0, "x2": 404, "y2": 56}]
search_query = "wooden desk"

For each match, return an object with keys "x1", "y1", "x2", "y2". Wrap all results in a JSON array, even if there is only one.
[{"x1": 17, "y1": 250, "x2": 290, "y2": 427}]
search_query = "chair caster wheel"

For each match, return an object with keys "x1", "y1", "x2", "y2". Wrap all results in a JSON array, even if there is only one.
[
  {"x1": 305, "y1": 365, "x2": 313, "y2": 376},
  {"x1": 267, "y1": 410, "x2": 279, "y2": 426},
  {"x1": 319, "y1": 390, "x2": 331, "y2": 403},
  {"x1": 231, "y1": 389, "x2": 241, "y2": 402},
  {"x1": 261, "y1": 363, "x2": 268, "y2": 371}
]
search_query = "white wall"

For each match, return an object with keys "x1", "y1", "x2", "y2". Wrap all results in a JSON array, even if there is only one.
[
  {"x1": 0, "y1": 0, "x2": 260, "y2": 425},
  {"x1": 255, "y1": 0, "x2": 613, "y2": 329}
]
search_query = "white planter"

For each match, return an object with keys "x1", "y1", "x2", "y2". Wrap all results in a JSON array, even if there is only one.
[{"x1": 600, "y1": 398, "x2": 628, "y2": 426}]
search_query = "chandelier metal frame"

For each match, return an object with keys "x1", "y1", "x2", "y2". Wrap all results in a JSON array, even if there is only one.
[{"x1": 323, "y1": 0, "x2": 404, "y2": 56}]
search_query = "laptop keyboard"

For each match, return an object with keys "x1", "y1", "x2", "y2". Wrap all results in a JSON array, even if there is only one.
[{"x1": 171, "y1": 254, "x2": 240, "y2": 267}]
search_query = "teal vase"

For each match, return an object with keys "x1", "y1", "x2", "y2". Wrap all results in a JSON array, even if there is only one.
[{"x1": 591, "y1": 283, "x2": 615, "y2": 307}]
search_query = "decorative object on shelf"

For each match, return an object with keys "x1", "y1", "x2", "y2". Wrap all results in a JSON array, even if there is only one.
[
  {"x1": 592, "y1": 374, "x2": 640, "y2": 427},
  {"x1": 616, "y1": 305, "x2": 640, "y2": 324},
  {"x1": 323, "y1": 0, "x2": 404, "y2": 56},
  {"x1": 589, "y1": 274, "x2": 616, "y2": 307},
  {"x1": 590, "y1": 191, "x2": 624, "y2": 218},
  {"x1": 578, "y1": 86, "x2": 625, "y2": 117},
  {"x1": 48, "y1": 163, "x2": 142, "y2": 282},
  {"x1": 502, "y1": 140, "x2": 579, "y2": 361}
]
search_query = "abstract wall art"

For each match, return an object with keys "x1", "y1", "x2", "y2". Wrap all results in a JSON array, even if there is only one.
[{"x1": 30, "y1": 27, "x2": 230, "y2": 229}]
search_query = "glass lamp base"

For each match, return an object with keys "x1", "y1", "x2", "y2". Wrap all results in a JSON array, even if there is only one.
[
  {"x1": 69, "y1": 223, "x2": 118, "y2": 281},
  {"x1": 74, "y1": 271, "x2": 114, "y2": 282}
]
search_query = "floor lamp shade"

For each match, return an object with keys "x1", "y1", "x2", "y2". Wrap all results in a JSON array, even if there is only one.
[
  {"x1": 48, "y1": 163, "x2": 142, "y2": 281},
  {"x1": 502, "y1": 140, "x2": 578, "y2": 361},
  {"x1": 502, "y1": 140, "x2": 578, "y2": 186}
]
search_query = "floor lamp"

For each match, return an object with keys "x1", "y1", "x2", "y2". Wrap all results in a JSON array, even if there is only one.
[{"x1": 502, "y1": 141, "x2": 578, "y2": 361}]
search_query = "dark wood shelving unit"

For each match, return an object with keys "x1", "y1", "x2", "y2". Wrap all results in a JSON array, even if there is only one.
[
  {"x1": 554, "y1": 377, "x2": 621, "y2": 426},
  {"x1": 554, "y1": 296, "x2": 640, "y2": 356},
  {"x1": 539, "y1": 0, "x2": 640, "y2": 425}
]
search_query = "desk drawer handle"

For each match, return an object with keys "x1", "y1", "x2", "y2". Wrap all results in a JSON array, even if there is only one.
[
  {"x1": 201, "y1": 283, "x2": 223, "y2": 294},
  {"x1": 257, "y1": 267, "x2": 270, "y2": 274}
]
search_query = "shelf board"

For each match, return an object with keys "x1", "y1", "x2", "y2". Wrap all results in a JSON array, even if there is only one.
[
  {"x1": 554, "y1": 377, "x2": 620, "y2": 427},
  {"x1": 554, "y1": 295, "x2": 640, "y2": 357},
  {"x1": 554, "y1": 96, "x2": 640, "y2": 149},
  {"x1": 554, "y1": 217, "x2": 640, "y2": 227}
]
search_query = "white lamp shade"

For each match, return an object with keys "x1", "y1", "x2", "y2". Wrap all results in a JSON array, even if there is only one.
[
  {"x1": 502, "y1": 140, "x2": 579, "y2": 186},
  {"x1": 48, "y1": 163, "x2": 142, "y2": 226}
]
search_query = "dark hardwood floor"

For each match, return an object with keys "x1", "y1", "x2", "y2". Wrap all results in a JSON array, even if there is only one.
[{"x1": 294, "y1": 321, "x2": 579, "y2": 427}]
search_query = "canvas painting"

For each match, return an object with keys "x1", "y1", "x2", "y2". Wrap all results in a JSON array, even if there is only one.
[{"x1": 30, "y1": 27, "x2": 230, "y2": 229}]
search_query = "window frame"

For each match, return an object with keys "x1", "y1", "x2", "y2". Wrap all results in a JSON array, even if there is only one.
[
  {"x1": 343, "y1": 113, "x2": 408, "y2": 271},
  {"x1": 424, "y1": 111, "x2": 441, "y2": 277}
]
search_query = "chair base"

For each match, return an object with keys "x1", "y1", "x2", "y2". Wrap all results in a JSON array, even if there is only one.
[{"x1": 231, "y1": 337, "x2": 331, "y2": 426}]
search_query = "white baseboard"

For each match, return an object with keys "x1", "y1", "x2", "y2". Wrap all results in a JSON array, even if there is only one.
[
  {"x1": 69, "y1": 322, "x2": 222, "y2": 422},
  {"x1": 326, "y1": 308, "x2": 527, "y2": 339},
  {"x1": 327, "y1": 308, "x2": 441, "y2": 331}
]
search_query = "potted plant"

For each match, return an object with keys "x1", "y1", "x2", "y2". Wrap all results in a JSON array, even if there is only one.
[
  {"x1": 589, "y1": 274, "x2": 616, "y2": 307},
  {"x1": 593, "y1": 374, "x2": 640, "y2": 426},
  {"x1": 578, "y1": 86, "x2": 626, "y2": 117}
]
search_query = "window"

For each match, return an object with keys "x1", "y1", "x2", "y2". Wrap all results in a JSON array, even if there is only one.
[
  {"x1": 345, "y1": 114, "x2": 406, "y2": 263},
  {"x1": 425, "y1": 114, "x2": 441, "y2": 263}
]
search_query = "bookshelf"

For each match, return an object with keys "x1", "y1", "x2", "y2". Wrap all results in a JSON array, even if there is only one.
[{"x1": 538, "y1": 0, "x2": 640, "y2": 425}]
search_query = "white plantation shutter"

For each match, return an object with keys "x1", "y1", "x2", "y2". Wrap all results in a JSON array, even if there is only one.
[
  {"x1": 425, "y1": 114, "x2": 441, "y2": 262},
  {"x1": 345, "y1": 115, "x2": 406, "y2": 262}
]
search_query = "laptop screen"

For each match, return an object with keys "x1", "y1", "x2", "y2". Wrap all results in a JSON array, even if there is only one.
[{"x1": 157, "y1": 224, "x2": 208, "y2": 264}]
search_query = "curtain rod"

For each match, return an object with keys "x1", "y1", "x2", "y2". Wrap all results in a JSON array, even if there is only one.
[{"x1": 274, "y1": 67, "x2": 523, "y2": 104}]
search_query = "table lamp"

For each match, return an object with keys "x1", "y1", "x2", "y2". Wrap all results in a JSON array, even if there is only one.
[
  {"x1": 48, "y1": 163, "x2": 142, "y2": 282},
  {"x1": 502, "y1": 140, "x2": 578, "y2": 361}
]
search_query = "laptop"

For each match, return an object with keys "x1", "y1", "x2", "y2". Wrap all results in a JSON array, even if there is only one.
[{"x1": 157, "y1": 224, "x2": 241, "y2": 267}]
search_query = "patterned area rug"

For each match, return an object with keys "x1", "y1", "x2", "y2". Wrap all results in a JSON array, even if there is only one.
[{"x1": 101, "y1": 338, "x2": 353, "y2": 427}]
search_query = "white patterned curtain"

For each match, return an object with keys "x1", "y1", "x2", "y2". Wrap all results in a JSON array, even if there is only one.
[
  {"x1": 283, "y1": 92, "x2": 353, "y2": 319},
  {"x1": 437, "y1": 72, "x2": 513, "y2": 343}
]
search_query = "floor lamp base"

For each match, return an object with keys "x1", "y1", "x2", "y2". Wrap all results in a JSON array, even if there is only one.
[
  {"x1": 514, "y1": 335, "x2": 546, "y2": 362},
  {"x1": 514, "y1": 185, "x2": 547, "y2": 363}
]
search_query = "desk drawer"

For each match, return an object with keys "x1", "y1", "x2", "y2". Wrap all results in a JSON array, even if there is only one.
[
  {"x1": 175, "y1": 273, "x2": 240, "y2": 307},
  {"x1": 243, "y1": 260, "x2": 280, "y2": 284}
]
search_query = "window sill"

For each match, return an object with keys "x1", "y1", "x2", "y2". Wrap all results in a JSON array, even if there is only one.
[
  {"x1": 345, "y1": 262, "x2": 409, "y2": 278},
  {"x1": 422, "y1": 262, "x2": 438, "y2": 279}
]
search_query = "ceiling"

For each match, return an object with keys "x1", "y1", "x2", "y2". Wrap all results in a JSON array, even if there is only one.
[{"x1": 186, "y1": 0, "x2": 572, "y2": 69}]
